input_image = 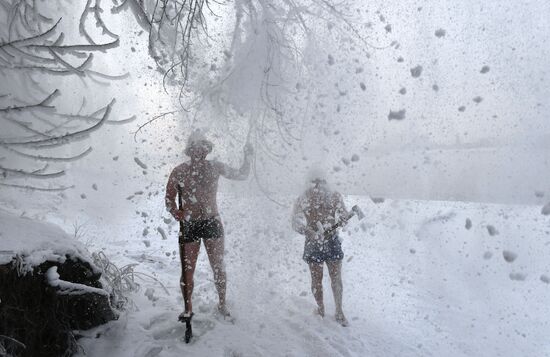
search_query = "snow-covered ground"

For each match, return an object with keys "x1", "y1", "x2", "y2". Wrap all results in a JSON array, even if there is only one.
[
  {"x1": 0, "y1": 209, "x2": 95, "y2": 272},
  {"x1": 3, "y1": 189, "x2": 549, "y2": 357}
]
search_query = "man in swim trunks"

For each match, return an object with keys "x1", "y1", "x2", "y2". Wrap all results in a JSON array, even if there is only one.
[
  {"x1": 292, "y1": 169, "x2": 349, "y2": 326},
  {"x1": 165, "y1": 130, "x2": 253, "y2": 320}
]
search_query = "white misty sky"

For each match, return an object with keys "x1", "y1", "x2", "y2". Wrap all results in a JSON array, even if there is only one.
[{"x1": 61, "y1": 0, "x2": 550, "y2": 203}]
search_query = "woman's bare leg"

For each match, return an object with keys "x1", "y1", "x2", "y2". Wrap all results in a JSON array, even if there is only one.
[
  {"x1": 327, "y1": 260, "x2": 347, "y2": 326},
  {"x1": 308, "y1": 262, "x2": 325, "y2": 317},
  {"x1": 204, "y1": 236, "x2": 228, "y2": 314},
  {"x1": 179, "y1": 241, "x2": 200, "y2": 314}
]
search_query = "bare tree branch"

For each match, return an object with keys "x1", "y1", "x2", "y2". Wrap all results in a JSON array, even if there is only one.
[
  {"x1": 2, "y1": 145, "x2": 93, "y2": 162},
  {"x1": 0, "y1": 182, "x2": 75, "y2": 191},
  {"x1": 133, "y1": 110, "x2": 179, "y2": 142},
  {"x1": 27, "y1": 38, "x2": 120, "y2": 53},
  {"x1": 47, "y1": 49, "x2": 93, "y2": 75},
  {"x1": 0, "y1": 90, "x2": 59, "y2": 113},
  {"x1": 0, "y1": 18, "x2": 61, "y2": 48},
  {"x1": 1, "y1": 99, "x2": 114, "y2": 147},
  {"x1": 0, "y1": 164, "x2": 65, "y2": 178},
  {"x1": 59, "y1": 113, "x2": 136, "y2": 125}
]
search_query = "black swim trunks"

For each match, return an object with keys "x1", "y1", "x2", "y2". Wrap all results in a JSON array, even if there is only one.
[
  {"x1": 303, "y1": 234, "x2": 344, "y2": 264},
  {"x1": 179, "y1": 217, "x2": 224, "y2": 244}
]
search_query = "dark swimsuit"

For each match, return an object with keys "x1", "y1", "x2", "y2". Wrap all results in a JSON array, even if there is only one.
[
  {"x1": 303, "y1": 234, "x2": 344, "y2": 264},
  {"x1": 179, "y1": 217, "x2": 224, "y2": 244}
]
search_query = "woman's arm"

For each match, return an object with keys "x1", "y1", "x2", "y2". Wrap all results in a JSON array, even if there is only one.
[{"x1": 291, "y1": 198, "x2": 309, "y2": 235}]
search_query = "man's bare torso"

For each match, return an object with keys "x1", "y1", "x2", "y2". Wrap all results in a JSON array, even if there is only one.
[
  {"x1": 166, "y1": 145, "x2": 251, "y2": 222},
  {"x1": 172, "y1": 160, "x2": 221, "y2": 220}
]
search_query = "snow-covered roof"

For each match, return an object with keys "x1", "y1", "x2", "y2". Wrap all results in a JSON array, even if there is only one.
[{"x1": 0, "y1": 209, "x2": 95, "y2": 273}]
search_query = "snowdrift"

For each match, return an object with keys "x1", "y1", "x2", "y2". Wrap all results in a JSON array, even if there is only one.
[{"x1": 0, "y1": 210, "x2": 117, "y2": 357}]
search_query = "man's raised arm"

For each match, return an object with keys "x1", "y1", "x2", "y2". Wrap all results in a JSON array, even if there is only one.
[{"x1": 216, "y1": 143, "x2": 253, "y2": 181}]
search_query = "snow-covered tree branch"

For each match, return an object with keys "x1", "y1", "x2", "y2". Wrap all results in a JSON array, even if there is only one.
[{"x1": 0, "y1": 0, "x2": 133, "y2": 190}]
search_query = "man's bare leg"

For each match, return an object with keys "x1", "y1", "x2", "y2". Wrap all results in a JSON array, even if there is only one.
[
  {"x1": 204, "y1": 236, "x2": 228, "y2": 315},
  {"x1": 327, "y1": 260, "x2": 347, "y2": 326},
  {"x1": 308, "y1": 262, "x2": 325, "y2": 317},
  {"x1": 179, "y1": 241, "x2": 200, "y2": 315}
]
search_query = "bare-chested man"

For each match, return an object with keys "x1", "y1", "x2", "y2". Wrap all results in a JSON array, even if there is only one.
[
  {"x1": 165, "y1": 131, "x2": 252, "y2": 321},
  {"x1": 292, "y1": 170, "x2": 349, "y2": 326}
]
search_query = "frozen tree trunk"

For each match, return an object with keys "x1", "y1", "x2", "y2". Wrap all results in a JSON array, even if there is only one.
[{"x1": 0, "y1": 256, "x2": 117, "y2": 357}]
